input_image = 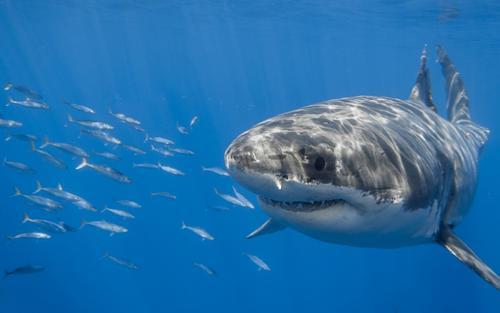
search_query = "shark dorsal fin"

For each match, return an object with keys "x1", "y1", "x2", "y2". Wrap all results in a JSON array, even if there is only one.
[{"x1": 409, "y1": 46, "x2": 437, "y2": 112}]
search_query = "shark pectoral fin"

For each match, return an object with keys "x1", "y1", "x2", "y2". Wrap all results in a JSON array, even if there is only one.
[
  {"x1": 246, "y1": 219, "x2": 286, "y2": 239},
  {"x1": 437, "y1": 227, "x2": 500, "y2": 290},
  {"x1": 409, "y1": 45, "x2": 437, "y2": 112}
]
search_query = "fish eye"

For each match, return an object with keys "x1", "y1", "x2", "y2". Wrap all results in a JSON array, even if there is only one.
[{"x1": 314, "y1": 156, "x2": 325, "y2": 171}]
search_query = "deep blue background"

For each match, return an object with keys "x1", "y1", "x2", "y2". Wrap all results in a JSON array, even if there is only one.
[{"x1": 0, "y1": 1, "x2": 499, "y2": 312}]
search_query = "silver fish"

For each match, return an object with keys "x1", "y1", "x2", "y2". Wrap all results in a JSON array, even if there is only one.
[
  {"x1": 244, "y1": 253, "x2": 271, "y2": 271},
  {"x1": 64, "y1": 101, "x2": 95, "y2": 114},
  {"x1": 102, "y1": 206, "x2": 135, "y2": 219},
  {"x1": 13, "y1": 187, "x2": 62, "y2": 209},
  {"x1": 40, "y1": 136, "x2": 89, "y2": 158},
  {"x1": 5, "y1": 134, "x2": 37, "y2": 142},
  {"x1": 133, "y1": 163, "x2": 158, "y2": 169},
  {"x1": 81, "y1": 129, "x2": 121, "y2": 145},
  {"x1": 121, "y1": 144, "x2": 146, "y2": 155},
  {"x1": 176, "y1": 123, "x2": 189, "y2": 135},
  {"x1": 151, "y1": 192, "x2": 176, "y2": 200},
  {"x1": 67, "y1": 114, "x2": 113, "y2": 130},
  {"x1": 3, "y1": 158, "x2": 35, "y2": 174},
  {"x1": 4, "y1": 265, "x2": 44, "y2": 278},
  {"x1": 108, "y1": 109, "x2": 141, "y2": 126},
  {"x1": 76, "y1": 158, "x2": 131, "y2": 184},
  {"x1": 0, "y1": 118, "x2": 22, "y2": 128},
  {"x1": 93, "y1": 151, "x2": 120, "y2": 161},
  {"x1": 33, "y1": 181, "x2": 82, "y2": 202},
  {"x1": 30, "y1": 142, "x2": 66, "y2": 169},
  {"x1": 145, "y1": 134, "x2": 174, "y2": 145},
  {"x1": 181, "y1": 222, "x2": 214, "y2": 240},
  {"x1": 6, "y1": 232, "x2": 51, "y2": 240},
  {"x1": 158, "y1": 163, "x2": 185, "y2": 176},
  {"x1": 116, "y1": 200, "x2": 141, "y2": 209},
  {"x1": 193, "y1": 263, "x2": 216, "y2": 276},
  {"x1": 232, "y1": 186, "x2": 255, "y2": 209},
  {"x1": 170, "y1": 147, "x2": 194, "y2": 155},
  {"x1": 4, "y1": 83, "x2": 41, "y2": 99},
  {"x1": 81, "y1": 220, "x2": 128, "y2": 235},
  {"x1": 202, "y1": 166, "x2": 229, "y2": 176},
  {"x1": 151, "y1": 144, "x2": 174, "y2": 157},
  {"x1": 6, "y1": 97, "x2": 49, "y2": 109},
  {"x1": 103, "y1": 252, "x2": 138, "y2": 270},
  {"x1": 214, "y1": 188, "x2": 246, "y2": 208},
  {"x1": 73, "y1": 198, "x2": 97, "y2": 212},
  {"x1": 189, "y1": 116, "x2": 199, "y2": 129},
  {"x1": 22, "y1": 213, "x2": 66, "y2": 233}
]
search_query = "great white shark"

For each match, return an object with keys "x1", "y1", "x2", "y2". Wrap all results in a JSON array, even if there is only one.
[{"x1": 224, "y1": 46, "x2": 499, "y2": 289}]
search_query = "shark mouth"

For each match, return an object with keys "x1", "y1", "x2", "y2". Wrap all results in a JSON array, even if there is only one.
[{"x1": 259, "y1": 196, "x2": 348, "y2": 212}]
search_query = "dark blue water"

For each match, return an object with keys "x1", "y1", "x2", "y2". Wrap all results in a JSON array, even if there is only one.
[{"x1": 1, "y1": 1, "x2": 499, "y2": 312}]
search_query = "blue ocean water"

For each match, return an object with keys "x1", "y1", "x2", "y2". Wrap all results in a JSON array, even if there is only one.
[{"x1": 0, "y1": 0, "x2": 499, "y2": 312}]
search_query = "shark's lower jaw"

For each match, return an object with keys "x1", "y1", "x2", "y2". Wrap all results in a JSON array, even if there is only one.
[{"x1": 259, "y1": 196, "x2": 349, "y2": 212}]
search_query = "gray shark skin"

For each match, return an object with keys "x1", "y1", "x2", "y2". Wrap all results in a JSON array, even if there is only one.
[{"x1": 224, "y1": 46, "x2": 499, "y2": 289}]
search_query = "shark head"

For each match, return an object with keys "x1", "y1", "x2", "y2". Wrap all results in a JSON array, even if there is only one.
[{"x1": 225, "y1": 98, "x2": 445, "y2": 246}]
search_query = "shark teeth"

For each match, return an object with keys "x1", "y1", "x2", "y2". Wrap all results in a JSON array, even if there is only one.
[{"x1": 260, "y1": 197, "x2": 346, "y2": 212}]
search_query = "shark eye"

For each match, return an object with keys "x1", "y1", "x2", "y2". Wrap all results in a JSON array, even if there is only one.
[{"x1": 314, "y1": 156, "x2": 325, "y2": 171}]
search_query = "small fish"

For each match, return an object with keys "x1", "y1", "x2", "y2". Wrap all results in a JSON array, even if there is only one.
[
  {"x1": 189, "y1": 116, "x2": 199, "y2": 129},
  {"x1": 145, "y1": 134, "x2": 174, "y2": 145},
  {"x1": 60, "y1": 222, "x2": 78, "y2": 232},
  {"x1": 33, "y1": 181, "x2": 82, "y2": 202},
  {"x1": 6, "y1": 232, "x2": 51, "y2": 240},
  {"x1": 181, "y1": 222, "x2": 214, "y2": 241},
  {"x1": 116, "y1": 200, "x2": 141, "y2": 209},
  {"x1": 76, "y1": 158, "x2": 131, "y2": 184},
  {"x1": 170, "y1": 147, "x2": 195, "y2": 155},
  {"x1": 6, "y1": 97, "x2": 49, "y2": 109},
  {"x1": 73, "y1": 198, "x2": 97, "y2": 212},
  {"x1": 40, "y1": 136, "x2": 89, "y2": 159},
  {"x1": 4, "y1": 83, "x2": 42, "y2": 99},
  {"x1": 0, "y1": 118, "x2": 23, "y2": 128},
  {"x1": 102, "y1": 206, "x2": 135, "y2": 219},
  {"x1": 151, "y1": 144, "x2": 174, "y2": 157},
  {"x1": 133, "y1": 125, "x2": 146, "y2": 133},
  {"x1": 121, "y1": 144, "x2": 146, "y2": 155},
  {"x1": 5, "y1": 134, "x2": 37, "y2": 142},
  {"x1": 13, "y1": 187, "x2": 63, "y2": 209},
  {"x1": 80, "y1": 129, "x2": 121, "y2": 145},
  {"x1": 193, "y1": 263, "x2": 216, "y2": 276},
  {"x1": 202, "y1": 166, "x2": 229, "y2": 176},
  {"x1": 176, "y1": 123, "x2": 189, "y2": 135},
  {"x1": 133, "y1": 163, "x2": 158, "y2": 169},
  {"x1": 93, "y1": 151, "x2": 120, "y2": 161},
  {"x1": 244, "y1": 253, "x2": 271, "y2": 271},
  {"x1": 103, "y1": 252, "x2": 138, "y2": 270},
  {"x1": 67, "y1": 114, "x2": 114, "y2": 130},
  {"x1": 158, "y1": 163, "x2": 185, "y2": 176},
  {"x1": 22, "y1": 213, "x2": 66, "y2": 233},
  {"x1": 214, "y1": 188, "x2": 246, "y2": 208},
  {"x1": 151, "y1": 192, "x2": 176, "y2": 200},
  {"x1": 3, "y1": 158, "x2": 35, "y2": 174},
  {"x1": 64, "y1": 101, "x2": 95, "y2": 114},
  {"x1": 4, "y1": 265, "x2": 45, "y2": 278},
  {"x1": 209, "y1": 205, "x2": 231, "y2": 212},
  {"x1": 108, "y1": 109, "x2": 141, "y2": 126},
  {"x1": 80, "y1": 220, "x2": 128, "y2": 235},
  {"x1": 232, "y1": 186, "x2": 255, "y2": 209},
  {"x1": 30, "y1": 142, "x2": 66, "y2": 169}
]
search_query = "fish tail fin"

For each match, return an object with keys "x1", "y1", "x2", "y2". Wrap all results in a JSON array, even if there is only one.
[
  {"x1": 101, "y1": 206, "x2": 108, "y2": 213},
  {"x1": 75, "y1": 158, "x2": 88, "y2": 170},
  {"x1": 3, "y1": 270, "x2": 9, "y2": 279},
  {"x1": 101, "y1": 251, "x2": 109, "y2": 259},
  {"x1": 79, "y1": 219, "x2": 87, "y2": 230},
  {"x1": 5, "y1": 136, "x2": 11, "y2": 141},
  {"x1": 33, "y1": 180, "x2": 43, "y2": 194},
  {"x1": 22, "y1": 213, "x2": 30, "y2": 224},
  {"x1": 40, "y1": 136, "x2": 50, "y2": 149},
  {"x1": 30, "y1": 141, "x2": 36, "y2": 152},
  {"x1": 6, "y1": 96, "x2": 13, "y2": 106},
  {"x1": 144, "y1": 133, "x2": 149, "y2": 142},
  {"x1": 181, "y1": 221, "x2": 187, "y2": 229},
  {"x1": 5, "y1": 236, "x2": 13, "y2": 240},
  {"x1": 12, "y1": 187, "x2": 21, "y2": 197},
  {"x1": 67, "y1": 114, "x2": 74, "y2": 123}
]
